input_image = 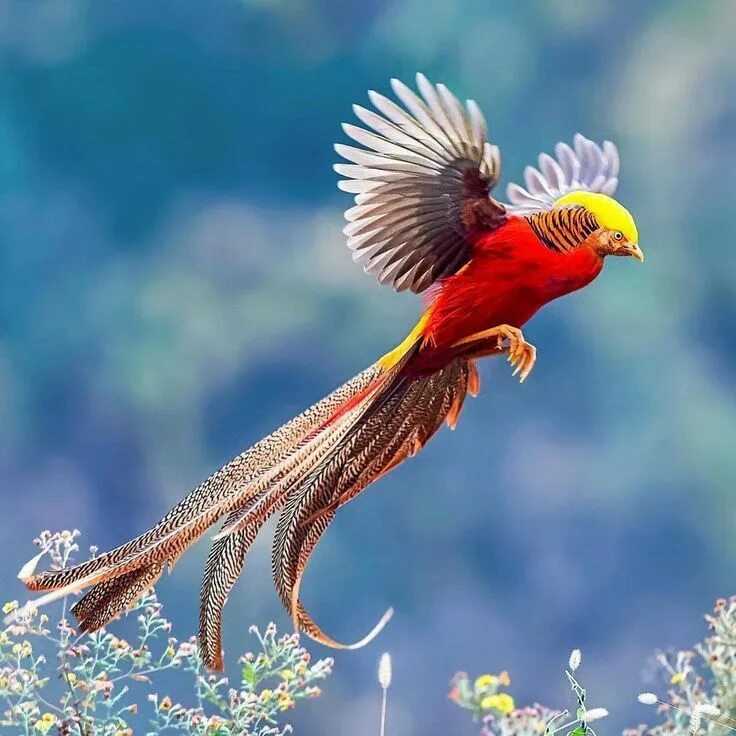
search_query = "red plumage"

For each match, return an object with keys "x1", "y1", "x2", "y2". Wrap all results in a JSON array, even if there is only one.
[{"x1": 411, "y1": 216, "x2": 604, "y2": 374}]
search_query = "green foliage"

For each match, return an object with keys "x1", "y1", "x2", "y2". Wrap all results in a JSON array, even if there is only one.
[{"x1": 0, "y1": 531, "x2": 332, "y2": 736}]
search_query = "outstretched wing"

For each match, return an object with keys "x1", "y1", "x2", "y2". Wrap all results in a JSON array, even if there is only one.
[
  {"x1": 506, "y1": 134, "x2": 620, "y2": 215},
  {"x1": 335, "y1": 73, "x2": 506, "y2": 294}
]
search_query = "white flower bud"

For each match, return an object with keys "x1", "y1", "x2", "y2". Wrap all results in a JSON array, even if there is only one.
[{"x1": 638, "y1": 693, "x2": 658, "y2": 705}]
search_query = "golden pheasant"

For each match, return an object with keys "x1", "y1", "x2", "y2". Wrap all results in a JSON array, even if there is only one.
[{"x1": 15, "y1": 74, "x2": 643, "y2": 671}]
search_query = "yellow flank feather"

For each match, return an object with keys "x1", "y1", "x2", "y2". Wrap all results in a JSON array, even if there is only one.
[
  {"x1": 378, "y1": 312, "x2": 430, "y2": 370},
  {"x1": 554, "y1": 191, "x2": 638, "y2": 244}
]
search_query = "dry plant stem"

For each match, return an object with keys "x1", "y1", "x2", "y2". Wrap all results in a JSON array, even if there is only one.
[{"x1": 380, "y1": 685, "x2": 388, "y2": 736}]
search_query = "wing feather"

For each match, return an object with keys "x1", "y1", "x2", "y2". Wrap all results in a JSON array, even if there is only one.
[
  {"x1": 336, "y1": 73, "x2": 505, "y2": 293},
  {"x1": 506, "y1": 133, "x2": 621, "y2": 215}
]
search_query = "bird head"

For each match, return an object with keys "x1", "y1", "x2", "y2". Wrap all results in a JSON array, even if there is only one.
[{"x1": 554, "y1": 191, "x2": 643, "y2": 262}]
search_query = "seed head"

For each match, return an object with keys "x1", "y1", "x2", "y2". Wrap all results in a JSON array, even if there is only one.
[
  {"x1": 378, "y1": 652, "x2": 392, "y2": 690},
  {"x1": 568, "y1": 649, "x2": 582, "y2": 672},
  {"x1": 638, "y1": 693, "x2": 658, "y2": 705}
]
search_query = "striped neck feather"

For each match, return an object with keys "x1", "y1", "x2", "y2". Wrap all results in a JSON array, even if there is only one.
[{"x1": 525, "y1": 206, "x2": 600, "y2": 254}]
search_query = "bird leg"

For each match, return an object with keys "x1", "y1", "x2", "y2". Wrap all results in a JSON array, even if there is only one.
[{"x1": 452, "y1": 324, "x2": 536, "y2": 382}]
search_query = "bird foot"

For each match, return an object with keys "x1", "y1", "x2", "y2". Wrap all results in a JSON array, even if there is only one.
[
  {"x1": 453, "y1": 324, "x2": 536, "y2": 382},
  {"x1": 496, "y1": 326, "x2": 536, "y2": 383}
]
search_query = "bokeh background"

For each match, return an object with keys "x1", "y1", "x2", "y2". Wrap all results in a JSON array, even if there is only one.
[{"x1": 1, "y1": 0, "x2": 735, "y2": 733}]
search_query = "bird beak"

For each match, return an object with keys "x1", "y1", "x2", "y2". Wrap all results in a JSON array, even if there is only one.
[{"x1": 625, "y1": 242, "x2": 644, "y2": 262}]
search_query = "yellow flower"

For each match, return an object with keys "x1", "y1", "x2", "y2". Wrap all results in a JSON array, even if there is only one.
[
  {"x1": 2, "y1": 601, "x2": 17, "y2": 615},
  {"x1": 259, "y1": 689, "x2": 273, "y2": 703},
  {"x1": 67, "y1": 673, "x2": 77, "y2": 684},
  {"x1": 480, "y1": 693, "x2": 515, "y2": 714},
  {"x1": 33, "y1": 713, "x2": 55, "y2": 732},
  {"x1": 278, "y1": 694, "x2": 295, "y2": 711},
  {"x1": 475, "y1": 674, "x2": 497, "y2": 689},
  {"x1": 670, "y1": 673, "x2": 683, "y2": 685},
  {"x1": 280, "y1": 669, "x2": 295, "y2": 681},
  {"x1": 160, "y1": 696, "x2": 173, "y2": 710}
]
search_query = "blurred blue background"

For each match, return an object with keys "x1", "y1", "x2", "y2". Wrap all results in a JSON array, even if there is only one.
[{"x1": 1, "y1": 0, "x2": 735, "y2": 733}]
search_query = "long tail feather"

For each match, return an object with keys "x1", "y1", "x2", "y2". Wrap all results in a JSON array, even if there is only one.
[
  {"x1": 196, "y1": 393, "x2": 374, "y2": 669},
  {"x1": 19, "y1": 365, "x2": 383, "y2": 605},
  {"x1": 272, "y1": 358, "x2": 471, "y2": 646},
  {"x1": 71, "y1": 563, "x2": 164, "y2": 633},
  {"x1": 198, "y1": 513, "x2": 257, "y2": 671},
  {"x1": 196, "y1": 360, "x2": 409, "y2": 669}
]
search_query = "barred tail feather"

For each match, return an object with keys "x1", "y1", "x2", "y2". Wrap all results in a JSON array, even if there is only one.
[
  {"x1": 196, "y1": 363, "x2": 398, "y2": 669},
  {"x1": 15, "y1": 364, "x2": 384, "y2": 620},
  {"x1": 272, "y1": 358, "x2": 472, "y2": 647},
  {"x1": 198, "y1": 516, "x2": 256, "y2": 671},
  {"x1": 71, "y1": 563, "x2": 164, "y2": 633}
]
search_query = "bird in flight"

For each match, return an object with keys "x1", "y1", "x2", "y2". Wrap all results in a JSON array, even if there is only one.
[{"x1": 16, "y1": 74, "x2": 643, "y2": 671}]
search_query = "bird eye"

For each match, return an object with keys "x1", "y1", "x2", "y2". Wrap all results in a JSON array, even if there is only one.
[{"x1": 614, "y1": 231, "x2": 623, "y2": 241}]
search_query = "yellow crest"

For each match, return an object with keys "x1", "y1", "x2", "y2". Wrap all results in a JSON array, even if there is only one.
[{"x1": 554, "y1": 191, "x2": 638, "y2": 244}]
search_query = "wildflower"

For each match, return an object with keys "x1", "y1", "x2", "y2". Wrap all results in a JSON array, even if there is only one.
[
  {"x1": 378, "y1": 653, "x2": 392, "y2": 689},
  {"x1": 475, "y1": 674, "x2": 497, "y2": 689},
  {"x1": 207, "y1": 715, "x2": 225, "y2": 730},
  {"x1": 160, "y1": 696, "x2": 173, "y2": 710},
  {"x1": 568, "y1": 649, "x2": 582, "y2": 672},
  {"x1": 481, "y1": 693, "x2": 515, "y2": 714},
  {"x1": 671, "y1": 673, "x2": 684, "y2": 685},
  {"x1": 33, "y1": 713, "x2": 55, "y2": 732},
  {"x1": 499, "y1": 671, "x2": 511, "y2": 686},
  {"x1": 2, "y1": 601, "x2": 18, "y2": 615},
  {"x1": 280, "y1": 669, "x2": 295, "y2": 681},
  {"x1": 638, "y1": 693, "x2": 658, "y2": 705}
]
